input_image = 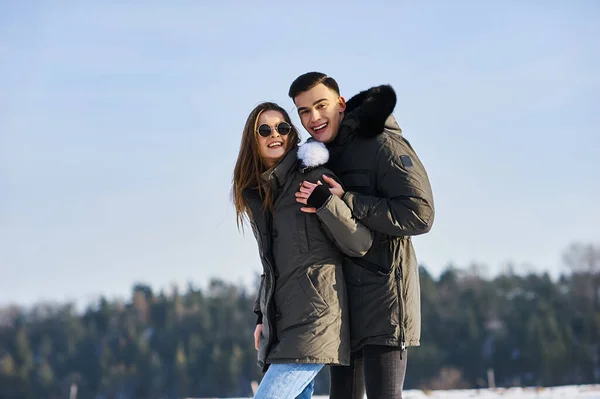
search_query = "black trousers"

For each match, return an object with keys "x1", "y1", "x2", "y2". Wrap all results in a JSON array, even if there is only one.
[{"x1": 329, "y1": 345, "x2": 407, "y2": 399}]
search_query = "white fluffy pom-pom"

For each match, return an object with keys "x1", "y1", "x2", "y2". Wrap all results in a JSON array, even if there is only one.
[{"x1": 297, "y1": 140, "x2": 329, "y2": 168}]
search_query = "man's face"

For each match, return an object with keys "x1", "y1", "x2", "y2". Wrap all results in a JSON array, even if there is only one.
[{"x1": 294, "y1": 83, "x2": 346, "y2": 144}]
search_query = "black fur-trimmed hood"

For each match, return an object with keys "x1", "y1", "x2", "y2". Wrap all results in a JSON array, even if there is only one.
[{"x1": 343, "y1": 84, "x2": 398, "y2": 138}]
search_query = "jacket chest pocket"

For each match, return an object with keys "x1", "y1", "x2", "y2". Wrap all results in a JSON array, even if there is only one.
[
  {"x1": 342, "y1": 171, "x2": 372, "y2": 192},
  {"x1": 295, "y1": 212, "x2": 330, "y2": 254},
  {"x1": 296, "y1": 213, "x2": 310, "y2": 253}
]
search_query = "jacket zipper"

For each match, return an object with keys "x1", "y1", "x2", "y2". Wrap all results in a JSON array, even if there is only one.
[
  {"x1": 395, "y1": 267, "x2": 406, "y2": 355},
  {"x1": 262, "y1": 211, "x2": 277, "y2": 369}
]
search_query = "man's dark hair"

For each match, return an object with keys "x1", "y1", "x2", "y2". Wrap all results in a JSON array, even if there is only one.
[{"x1": 288, "y1": 72, "x2": 340, "y2": 100}]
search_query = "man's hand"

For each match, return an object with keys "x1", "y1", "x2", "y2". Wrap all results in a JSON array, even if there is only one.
[
  {"x1": 254, "y1": 324, "x2": 262, "y2": 350},
  {"x1": 321, "y1": 175, "x2": 345, "y2": 198}
]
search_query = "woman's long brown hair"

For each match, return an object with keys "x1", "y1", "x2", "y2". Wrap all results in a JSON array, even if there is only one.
[{"x1": 232, "y1": 102, "x2": 300, "y2": 229}]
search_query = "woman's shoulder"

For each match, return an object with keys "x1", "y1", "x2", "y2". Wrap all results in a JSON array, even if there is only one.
[{"x1": 303, "y1": 164, "x2": 335, "y2": 176}]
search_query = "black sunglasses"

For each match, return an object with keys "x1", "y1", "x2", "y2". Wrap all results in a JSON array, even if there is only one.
[{"x1": 257, "y1": 122, "x2": 292, "y2": 137}]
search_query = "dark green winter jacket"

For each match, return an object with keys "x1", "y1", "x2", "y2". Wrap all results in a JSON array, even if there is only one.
[
  {"x1": 244, "y1": 140, "x2": 373, "y2": 371},
  {"x1": 325, "y1": 84, "x2": 435, "y2": 351}
]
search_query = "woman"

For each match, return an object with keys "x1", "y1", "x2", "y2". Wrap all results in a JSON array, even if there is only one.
[{"x1": 232, "y1": 102, "x2": 373, "y2": 399}]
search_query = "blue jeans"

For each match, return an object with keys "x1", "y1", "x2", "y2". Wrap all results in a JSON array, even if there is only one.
[{"x1": 253, "y1": 363, "x2": 324, "y2": 399}]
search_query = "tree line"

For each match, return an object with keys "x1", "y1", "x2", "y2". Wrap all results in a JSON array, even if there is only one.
[{"x1": 0, "y1": 243, "x2": 598, "y2": 398}]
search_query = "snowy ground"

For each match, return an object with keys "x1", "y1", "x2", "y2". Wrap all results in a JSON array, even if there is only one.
[
  {"x1": 201, "y1": 384, "x2": 600, "y2": 398},
  {"x1": 311, "y1": 385, "x2": 600, "y2": 399}
]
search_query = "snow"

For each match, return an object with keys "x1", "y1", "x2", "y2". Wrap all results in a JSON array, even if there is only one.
[
  {"x1": 187, "y1": 384, "x2": 600, "y2": 398},
  {"x1": 311, "y1": 385, "x2": 600, "y2": 398}
]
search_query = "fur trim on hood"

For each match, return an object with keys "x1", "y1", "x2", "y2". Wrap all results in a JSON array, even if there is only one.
[
  {"x1": 297, "y1": 140, "x2": 329, "y2": 168},
  {"x1": 345, "y1": 84, "x2": 397, "y2": 138}
]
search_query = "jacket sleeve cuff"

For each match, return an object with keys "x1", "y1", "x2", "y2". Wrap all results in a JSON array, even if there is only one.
[
  {"x1": 307, "y1": 184, "x2": 332, "y2": 209},
  {"x1": 256, "y1": 313, "x2": 263, "y2": 325}
]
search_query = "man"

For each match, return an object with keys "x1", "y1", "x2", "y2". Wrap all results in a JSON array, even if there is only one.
[{"x1": 290, "y1": 72, "x2": 435, "y2": 398}]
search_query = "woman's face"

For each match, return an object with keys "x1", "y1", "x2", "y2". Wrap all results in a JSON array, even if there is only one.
[{"x1": 256, "y1": 110, "x2": 291, "y2": 168}]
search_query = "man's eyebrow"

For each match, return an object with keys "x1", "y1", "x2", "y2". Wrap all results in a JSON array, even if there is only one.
[{"x1": 297, "y1": 98, "x2": 328, "y2": 112}]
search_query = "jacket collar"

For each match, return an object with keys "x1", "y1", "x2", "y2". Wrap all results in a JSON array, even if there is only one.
[
  {"x1": 260, "y1": 146, "x2": 299, "y2": 194},
  {"x1": 330, "y1": 84, "x2": 401, "y2": 147}
]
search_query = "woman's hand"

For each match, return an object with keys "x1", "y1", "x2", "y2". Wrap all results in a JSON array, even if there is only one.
[
  {"x1": 254, "y1": 324, "x2": 263, "y2": 350},
  {"x1": 296, "y1": 175, "x2": 345, "y2": 213}
]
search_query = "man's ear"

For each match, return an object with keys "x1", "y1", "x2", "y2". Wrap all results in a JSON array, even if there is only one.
[{"x1": 338, "y1": 96, "x2": 346, "y2": 113}]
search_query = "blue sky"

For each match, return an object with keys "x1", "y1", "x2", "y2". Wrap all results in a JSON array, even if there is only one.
[{"x1": 1, "y1": 1, "x2": 598, "y2": 307}]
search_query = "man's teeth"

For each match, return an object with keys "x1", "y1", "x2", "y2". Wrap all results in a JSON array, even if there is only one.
[{"x1": 314, "y1": 123, "x2": 328, "y2": 131}]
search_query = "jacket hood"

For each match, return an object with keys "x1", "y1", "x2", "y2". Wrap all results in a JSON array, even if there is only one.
[{"x1": 343, "y1": 84, "x2": 399, "y2": 138}]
